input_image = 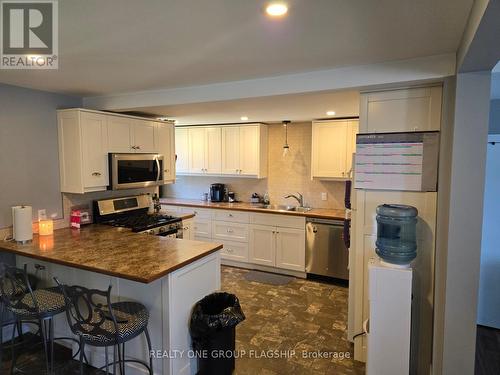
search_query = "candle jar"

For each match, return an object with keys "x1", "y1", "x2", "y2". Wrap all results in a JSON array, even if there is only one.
[{"x1": 39, "y1": 219, "x2": 54, "y2": 236}]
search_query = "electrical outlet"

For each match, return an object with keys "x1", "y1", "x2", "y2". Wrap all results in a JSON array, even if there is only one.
[
  {"x1": 321, "y1": 192, "x2": 327, "y2": 201},
  {"x1": 38, "y1": 209, "x2": 47, "y2": 220}
]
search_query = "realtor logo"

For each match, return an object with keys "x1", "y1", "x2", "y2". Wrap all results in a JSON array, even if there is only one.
[{"x1": 1, "y1": 0, "x2": 58, "y2": 69}]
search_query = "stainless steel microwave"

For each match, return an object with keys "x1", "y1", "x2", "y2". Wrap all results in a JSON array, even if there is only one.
[{"x1": 109, "y1": 153, "x2": 164, "y2": 190}]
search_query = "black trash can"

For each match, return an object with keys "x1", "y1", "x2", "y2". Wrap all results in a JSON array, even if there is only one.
[{"x1": 190, "y1": 292, "x2": 245, "y2": 375}]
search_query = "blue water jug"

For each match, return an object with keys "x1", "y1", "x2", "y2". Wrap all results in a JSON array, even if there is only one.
[{"x1": 375, "y1": 204, "x2": 418, "y2": 265}]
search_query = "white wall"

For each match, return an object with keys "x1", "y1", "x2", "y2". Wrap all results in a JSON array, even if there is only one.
[
  {"x1": 440, "y1": 71, "x2": 491, "y2": 375},
  {"x1": 477, "y1": 134, "x2": 500, "y2": 328}
]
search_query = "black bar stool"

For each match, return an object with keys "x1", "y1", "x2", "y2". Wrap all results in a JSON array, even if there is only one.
[
  {"x1": 0, "y1": 263, "x2": 77, "y2": 374},
  {"x1": 55, "y1": 279, "x2": 153, "y2": 375},
  {"x1": 0, "y1": 266, "x2": 39, "y2": 366}
]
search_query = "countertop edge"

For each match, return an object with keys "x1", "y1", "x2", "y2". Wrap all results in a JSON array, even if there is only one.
[
  {"x1": 0, "y1": 242, "x2": 224, "y2": 284},
  {"x1": 161, "y1": 199, "x2": 346, "y2": 220}
]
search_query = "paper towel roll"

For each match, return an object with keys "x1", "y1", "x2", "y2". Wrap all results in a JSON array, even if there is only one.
[{"x1": 12, "y1": 206, "x2": 33, "y2": 243}]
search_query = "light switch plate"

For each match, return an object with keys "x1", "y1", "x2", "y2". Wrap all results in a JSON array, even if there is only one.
[
  {"x1": 38, "y1": 209, "x2": 47, "y2": 221},
  {"x1": 321, "y1": 192, "x2": 327, "y2": 201}
]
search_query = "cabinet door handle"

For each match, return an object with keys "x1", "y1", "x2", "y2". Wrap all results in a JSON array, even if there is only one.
[
  {"x1": 227, "y1": 229, "x2": 234, "y2": 233},
  {"x1": 92, "y1": 172, "x2": 101, "y2": 177},
  {"x1": 164, "y1": 169, "x2": 169, "y2": 173},
  {"x1": 228, "y1": 214, "x2": 233, "y2": 217},
  {"x1": 183, "y1": 227, "x2": 189, "y2": 230},
  {"x1": 136, "y1": 145, "x2": 141, "y2": 150},
  {"x1": 227, "y1": 248, "x2": 234, "y2": 253}
]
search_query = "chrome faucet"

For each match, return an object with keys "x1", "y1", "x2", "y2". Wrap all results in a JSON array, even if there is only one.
[{"x1": 284, "y1": 193, "x2": 304, "y2": 207}]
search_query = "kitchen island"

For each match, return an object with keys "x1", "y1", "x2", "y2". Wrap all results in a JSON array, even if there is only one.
[{"x1": 0, "y1": 225, "x2": 223, "y2": 375}]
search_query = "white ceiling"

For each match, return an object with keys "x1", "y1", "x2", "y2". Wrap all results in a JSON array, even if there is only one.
[
  {"x1": 125, "y1": 89, "x2": 360, "y2": 125},
  {"x1": 0, "y1": 0, "x2": 473, "y2": 97}
]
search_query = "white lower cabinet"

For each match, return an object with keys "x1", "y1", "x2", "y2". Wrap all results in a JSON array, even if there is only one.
[
  {"x1": 220, "y1": 240, "x2": 249, "y2": 262},
  {"x1": 249, "y1": 224, "x2": 306, "y2": 271},
  {"x1": 213, "y1": 221, "x2": 248, "y2": 243},
  {"x1": 193, "y1": 218, "x2": 212, "y2": 238},
  {"x1": 163, "y1": 204, "x2": 306, "y2": 274},
  {"x1": 248, "y1": 224, "x2": 276, "y2": 267},
  {"x1": 275, "y1": 227, "x2": 306, "y2": 271},
  {"x1": 181, "y1": 218, "x2": 193, "y2": 240}
]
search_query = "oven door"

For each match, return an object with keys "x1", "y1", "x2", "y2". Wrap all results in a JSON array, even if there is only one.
[
  {"x1": 110, "y1": 153, "x2": 164, "y2": 190},
  {"x1": 157, "y1": 228, "x2": 179, "y2": 238}
]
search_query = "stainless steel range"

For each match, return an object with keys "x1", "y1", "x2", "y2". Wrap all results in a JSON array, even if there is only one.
[{"x1": 93, "y1": 195, "x2": 183, "y2": 238}]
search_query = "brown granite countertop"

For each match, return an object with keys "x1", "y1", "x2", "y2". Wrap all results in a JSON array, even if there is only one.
[
  {"x1": 160, "y1": 198, "x2": 346, "y2": 221},
  {"x1": 0, "y1": 225, "x2": 222, "y2": 284}
]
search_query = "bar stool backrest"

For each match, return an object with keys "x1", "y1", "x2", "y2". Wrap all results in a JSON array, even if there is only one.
[
  {"x1": 0, "y1": 263, "x2": 39, "y2": 315},
  {"x1": 54, "y1": 280, "x2": 120, "y2": 343}
]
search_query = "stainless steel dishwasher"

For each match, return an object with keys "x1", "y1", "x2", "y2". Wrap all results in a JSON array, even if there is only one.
[{"x1": 306, "y1": 218, "x2": 349, "y2": 280}]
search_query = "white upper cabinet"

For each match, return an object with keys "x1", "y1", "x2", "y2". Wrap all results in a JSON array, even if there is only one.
[
  {"x1": 239, "y1": 126, "x2": 260, "y2": 176},
  {"x1": 132, "y1": 120, "x2": 157, "y2": 153},
  {"x1": 58, "y1": 110, "x2": 109, "y2": 193},
  {"x1": 311, "y1": 119, "x2": 358, "y2": 180},
  {"x1": 107, "y1": 116, "x2": 133, "y2": 153},
  {"x1": 359, "y1": 86, "x2": 442, "y2": 133},
  {"x1": 205, "y1": 127, "x2": 222, "y2": 174},
  {"x1": 182, "y1": 127, "x2": 222, "y2": 175},
  {"x1": 108, "y1": 117, "x2": 157, "y2": 153},
  {"x1": 188, "y1": 127, "x2": 207, "y2": 173},
  {"x1": 58, "y1": 109, "x2": 175, "y2": 193},
  {"x1": 177, "y1": 124, "x2": 267, "y2": 178},
  {"x1": 157, "y1": 122, "x2": 175, "y2": 182},
  {"x1": 221, "y1": 124, "x2": 267, "y2": 178},
  {"x1": 175, "y1": 128, "x2": 189, "y2": 174},
  {"x1": 80, "y1": 112, "x2": 109, "y2": 189},
  {"x1": 221, "y1": 127, "x2": 241, "y2": 175}
]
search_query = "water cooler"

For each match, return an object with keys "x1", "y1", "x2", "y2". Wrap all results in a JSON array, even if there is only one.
[{"x1": 366, "y1": 204, "x2": 417, "y2": 375}]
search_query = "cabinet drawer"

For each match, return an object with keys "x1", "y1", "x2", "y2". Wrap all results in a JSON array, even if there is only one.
[
  {"x1": 190, "y1": 207, "x2": 212, "y2": 219},
  {"x1": 193, "y1": 218, "x2": 212, "y2": 238},
  {"x1": 220, "y1": 240, "x2": 248, "y2": 262},
  {"x1": 249, "y1": 213, "x2": 305, "y2": 229},
  {"x1": 213, "y1": 221, "x2": 248, "y2": 242},
  {"x1": 213, "y1": 210, "x2": 249, "y2": 223},
  {"x1": 194, "y1": 235, "x2": 211, "y2": 242},
  {"x1": 161, "y1": 205, "x2": 181, "y2": 213}
]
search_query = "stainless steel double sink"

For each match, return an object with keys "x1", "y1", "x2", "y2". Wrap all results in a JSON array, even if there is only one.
[{"x1": 255, "y1": 204, "x2": 312, "y2": 213}]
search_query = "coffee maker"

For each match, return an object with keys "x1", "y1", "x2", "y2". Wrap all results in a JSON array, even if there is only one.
[{"x1": 210, "y1": 183, "x2": 225, "y2": 202}]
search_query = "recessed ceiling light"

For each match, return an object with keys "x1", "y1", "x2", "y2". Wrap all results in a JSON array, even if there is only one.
[
  {"x1": 241, "y1": 116, "x2": 249, "y2": 121},
  {"x1": 326, "y1": 111, "x2": 336, "y2": 116},
  {"x1": 266, "y1": 2, "x2": 288, "y2": 17}
]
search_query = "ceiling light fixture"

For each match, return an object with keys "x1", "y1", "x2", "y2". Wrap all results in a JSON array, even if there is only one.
[
  {"x1": 326, "y1": 111, "x2": 336, "y2": 116},
  {"x1": 266, "y1": 2, "x2": 288, "y2": 17},
  {"x1": 240, "y1": 116, "x2": 249, "y2": 121},
  {"x1": 157, "y1": 117, "x2": 169, "y2": 121},
  {"x1": 282, "y1": 120, "x2": 290, "y2": 157}
]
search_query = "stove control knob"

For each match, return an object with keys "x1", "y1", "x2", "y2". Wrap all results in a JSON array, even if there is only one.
[{"x1": 159, "y1": 227, "x2": 165, "y2": 233}]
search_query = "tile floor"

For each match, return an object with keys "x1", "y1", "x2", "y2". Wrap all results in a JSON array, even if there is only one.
[
  {"x1": 222, "y1": 266, "x2": 365, "y2": 375},
  {"x1": 1, "y1": 266, "x2": 365, "y2": 374}
]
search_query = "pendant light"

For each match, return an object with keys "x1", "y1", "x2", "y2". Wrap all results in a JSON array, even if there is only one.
[{"x1": 282, "y1": 120, "x2": 290, "y2": 157}]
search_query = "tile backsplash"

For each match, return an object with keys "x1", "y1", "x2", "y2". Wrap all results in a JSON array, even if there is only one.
[{"x1": 163, "y1": 122, "x2": 347, "y2": 209}]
